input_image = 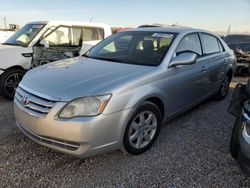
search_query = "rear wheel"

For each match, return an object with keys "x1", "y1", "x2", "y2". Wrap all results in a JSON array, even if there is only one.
[
  {"x1": 0, "y1": 68, "x2": 26, "y2": 100},
  {"x1": 215, "y1": 75, "x2": 230, "y2": 100},
  {"x1": 123, "y1": 101, "x2": 162, "y2": 155}
]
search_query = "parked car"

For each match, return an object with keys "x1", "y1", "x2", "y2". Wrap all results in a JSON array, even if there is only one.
[
  {"x1": 0, "y1": 21, "x2": 123, "y2": 100},
  {"x1": 14, "y1": 27, "x2": 236, "y2": 158},
  {"x1": 229, "y1": 79, "x2": 250, "y2": 176},
  {"x1": 223, "y1": 34, "x2": 250, "y2": 75}
]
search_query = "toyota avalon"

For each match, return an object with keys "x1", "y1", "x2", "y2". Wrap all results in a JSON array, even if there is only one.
[{"x1": 14, "y1": 27, "x2": 236, "y2": 157}]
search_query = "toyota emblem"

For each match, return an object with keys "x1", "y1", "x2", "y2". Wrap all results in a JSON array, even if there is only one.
[{"x1": 22, "y1": 95, "x2": 30, "y2": 106}]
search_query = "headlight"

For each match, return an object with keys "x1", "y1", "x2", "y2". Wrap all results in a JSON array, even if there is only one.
[{"x1": 59, "y1": 94, "x2": 111, "y2": 118}]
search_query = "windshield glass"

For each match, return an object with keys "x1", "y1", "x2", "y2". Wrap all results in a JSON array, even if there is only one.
[
  {"x1": 86, "y1": 31, "x2": 176, "y2": 66},
  {"x1": 4, "y1": 23, "x2": 45, "y2": 47}
]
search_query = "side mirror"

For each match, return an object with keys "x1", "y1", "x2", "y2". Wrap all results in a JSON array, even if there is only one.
[
  {"x1": 21, "y1": 53, "x2": 33, "y2": 58},
  {"x1": 40, "y1": 39, "x2": 49, "y2": 48},
  {"x1": 169, "y1": 52, "x2": 197, "y2": 67}
]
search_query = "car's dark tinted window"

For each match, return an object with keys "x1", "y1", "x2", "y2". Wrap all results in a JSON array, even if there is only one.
[
  {"x1": 223, "y1": 35, "x2": 250, "y2": 44},
  {"x1": 228, "y1": 43, "x2": 250, "y2": 51},
  {"x1": 176, "y1": 33, "x2": 202, "y2": 55},
  {"x1": 223, "y1": 35, "x2": 250, "y2": 52},
  {"x1": 201, "y1": 34, "x2": 220, "y2": 55}
]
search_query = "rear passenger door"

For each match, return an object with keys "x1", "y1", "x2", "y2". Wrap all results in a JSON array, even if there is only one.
[{"x1": 200, "y1": 33, "x2": 226, "y2": 92}]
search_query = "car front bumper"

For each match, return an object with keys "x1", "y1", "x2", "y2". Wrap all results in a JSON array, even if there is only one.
[
  {"x1": 239, "y1": 111, "x2": 250, "y2": 176},
  {"x1": 14, "y1": 102, "x2": 133, "y2": 158}
]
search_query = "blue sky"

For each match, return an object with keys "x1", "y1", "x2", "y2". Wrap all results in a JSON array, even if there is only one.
[{"x1": 0, "y1": 0, "x2": 249, "y2": 33}]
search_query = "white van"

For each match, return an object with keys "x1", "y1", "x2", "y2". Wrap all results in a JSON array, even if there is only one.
[{"x1": 0, "y1": 21, "x2": 122, "y2": 99}]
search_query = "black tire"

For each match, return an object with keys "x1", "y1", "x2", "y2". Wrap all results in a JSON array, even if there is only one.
[
  {"x1": 0, "y1": 68, "x2": 26, "y2": 100},
  {"x1": 123, "y1": 101, "x2": 162, "y2": 155},
  {"x1": 230, "y1": 117, "x2": 243, "y2": 159},
  {"x1": 215, "y1": 75, "x2": 231, "y2": 100}
]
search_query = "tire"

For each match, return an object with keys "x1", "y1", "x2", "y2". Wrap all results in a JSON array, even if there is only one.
[
  {"x1": 0, "y1": 68, "x2": 26, "y2": 100},
  {"x1": 230, "y1": 117, "x2": 243, "y2": 159},
  {"x1": 215, "y1": 74, "x2": 231, "y2": 100},
  {"x1": 123, "y1": 101, "x2": 162, "y2": 155}
]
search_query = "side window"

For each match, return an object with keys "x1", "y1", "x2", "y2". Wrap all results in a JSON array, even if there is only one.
[
  {"x1": 45, "y1": 26, "x2": 70, "y2": 46},
  {"x1": 83, "y1": 27, "x2": 104, "y2": 41},
  {"x1": 44, "y1": 26, "x2": 82, "y2": 46},
  {"x1": 176, "y1": 33, "x2": 202, "y2": 55},
  {"x1": 201, "y1": 34, "x2": 220, "y2": 54},
  {"x1": 217, "y1": 39, "x2": 224, "y2": 52}
]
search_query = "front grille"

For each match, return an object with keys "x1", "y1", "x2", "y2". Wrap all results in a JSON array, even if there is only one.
[
  {"x1": 14, "y1": 85, "x2": 57, "y2": 118},
  {"x1": 17, "y1": 122, "x2": 80, "y2": 151}
]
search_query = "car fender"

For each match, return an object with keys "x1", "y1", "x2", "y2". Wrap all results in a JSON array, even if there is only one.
[
  {"x1": 0, "y1": 45, "x2": 32, "y2": 70},
  {"x1": 104, "y1": 84, "x2": 166, "y2": 119}
]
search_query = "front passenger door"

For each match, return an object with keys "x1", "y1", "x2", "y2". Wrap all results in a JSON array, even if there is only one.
[
  {"x1": 165, "y1": 33, "x2": 210, "y2": 115},
  {"x1": 32, "y1": 26, "x2": 82, "y2": 68}
]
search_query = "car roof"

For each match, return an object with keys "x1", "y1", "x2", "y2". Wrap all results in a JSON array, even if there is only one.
[
  {"x1": 128, "y1": 26, "x2": 210, "y2": 35},
  {"x1": 26, "y1": 21, "x2": 110, "y2": 28},
  {"x1": 27, "y1": 21, "x2": 48, "y2": 25}
]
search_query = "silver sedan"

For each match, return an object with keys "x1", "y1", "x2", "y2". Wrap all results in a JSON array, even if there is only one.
[{"x1": 14, "y1": 27, "x2": 236, "y2": 157}]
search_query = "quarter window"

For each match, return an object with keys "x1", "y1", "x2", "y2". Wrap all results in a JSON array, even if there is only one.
[
  {"x1": 176, "y1": 33, "x2": 202, "y2": 55},
  {"x1": 83, "y1": 27, "x2": 104, "y2": 41},
  {"x1": 201, "y1": 34, "x2": 221, "y2": 54},
  {"x1": 217, "y1": 40, "x2": 224, "y2": 52}
]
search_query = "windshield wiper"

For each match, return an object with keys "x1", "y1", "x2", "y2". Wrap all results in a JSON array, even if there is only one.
[
  {"x1": 3, "y1": 42, "x2": 23, "y2": 46},
  {"x1": 2, "y1": 42, "x2": 14, "y2": 45},
  {"x1": 83, "y1": 55, "x2": 126, "y2": 63}
]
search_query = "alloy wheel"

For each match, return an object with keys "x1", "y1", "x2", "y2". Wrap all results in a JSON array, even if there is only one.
[
  {"x1": 221, "y1": 76, "x2": 230, "y2": 97},
  {"x1": 128, "y1": 111, "x2": 157, "y2": 149},
  {"x1": 4, "y1": 73, "x2": 24, "y2": 97}
]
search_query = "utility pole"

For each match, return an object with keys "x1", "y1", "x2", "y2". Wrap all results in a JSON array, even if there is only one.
[
  {"x1": 90, "y1": 17, "x2": 93, "y2": 22},
  {"x1": 4, "y1": 16, "x2": 7, "y2": 29}
]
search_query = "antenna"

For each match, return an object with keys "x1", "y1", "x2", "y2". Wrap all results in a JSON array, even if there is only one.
[
  {"x1": 4, "y1": 16, "x2": 7, "y2": 29},
  {"x1": 227, "y1": 24, "x2": 231, "y2": 35}
]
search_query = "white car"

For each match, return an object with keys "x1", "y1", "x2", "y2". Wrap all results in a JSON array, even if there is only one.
[
  {"x1": 0, "y1": 30, "x2": 15, "y2": 44},
  {"x1": 0, "y1": 21, "x2": 121, "y2": 99}
]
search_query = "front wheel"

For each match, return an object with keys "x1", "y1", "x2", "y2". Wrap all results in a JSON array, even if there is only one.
[
  {"x1": 0, "y1": 69, "x2": 26, "y2": 100},
  {"x1": 230, "y1": 117, "x2": 243, "y2": 159},
  {"x1": 123, "y1": 101, "x2": 162, "y2": 155}
]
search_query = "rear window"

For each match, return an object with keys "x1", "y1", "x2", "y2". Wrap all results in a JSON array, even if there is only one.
[
  {"x1": 201, "y1": 34, "x2": 221, "y2": 55},
  {"x1": 83, "y1": 27, "x2": 104, "y2": 41}
]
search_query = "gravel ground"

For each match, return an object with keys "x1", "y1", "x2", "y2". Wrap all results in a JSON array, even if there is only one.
[{"x1": 0, "y1": 77, "x2": 250, "y2": 187}]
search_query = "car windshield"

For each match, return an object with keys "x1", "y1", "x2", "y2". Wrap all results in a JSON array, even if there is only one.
[
  {"x1": 86, "y1": 31, "x2": 176, "y2": 66},
  {"x1": 3, "y1": 23, "x2": 45, "y2": 47}
]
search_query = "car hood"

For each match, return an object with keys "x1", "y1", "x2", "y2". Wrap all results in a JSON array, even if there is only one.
[{"x1": 21, "y1": 57, "x2": 154, "y2": 101}]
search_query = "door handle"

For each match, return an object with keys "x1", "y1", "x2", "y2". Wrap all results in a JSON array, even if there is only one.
[
  {"x1": 224, "y1": 58, "x2": 229, "y2": 64},
  {"x1": 201, "y1": 66, "x2": 207, "y2": 72}
]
